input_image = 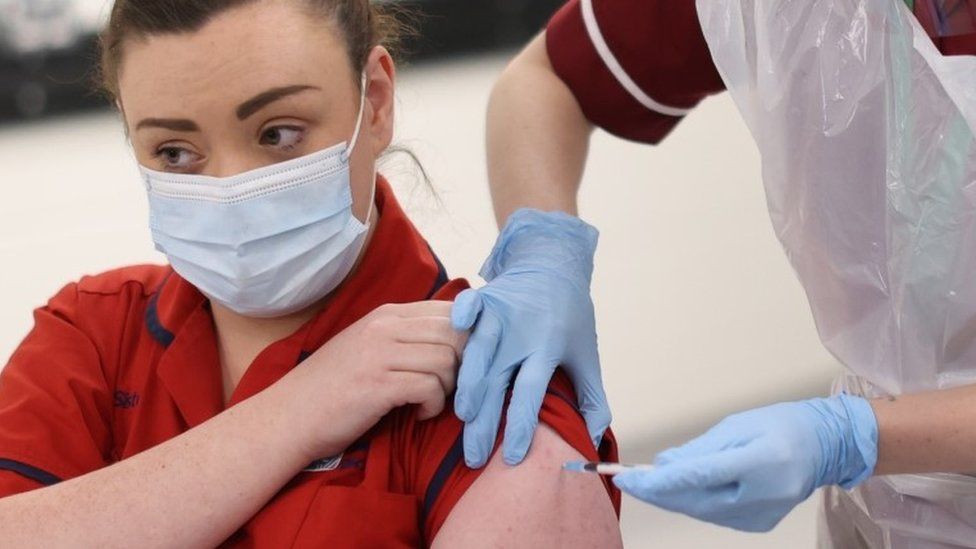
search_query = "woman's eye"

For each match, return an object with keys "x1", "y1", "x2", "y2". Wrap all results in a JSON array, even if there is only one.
[
  {"x1": 155, "y1": 147, "x2": 199, "y2": 170},
  {"x1": 260, "y1": 126, "x2": 304, "y2": 151}
]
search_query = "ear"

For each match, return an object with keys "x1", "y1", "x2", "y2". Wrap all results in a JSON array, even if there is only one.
[
  {"x1": 362, "y1": 46, "x2": 396, "y2": 155},
  {"x1": 116, "y1": 100, "x2": 133, "y2": 140}
]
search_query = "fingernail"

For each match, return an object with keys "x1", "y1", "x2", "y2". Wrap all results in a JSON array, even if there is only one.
[
  {"x1": 455, "y1": 399, "x2": 472, "y2": 422},
  {"x1": 503, "y1": 421, "x2": 530, "y2": 465},
  {"x1": 463, "y1": 440, "x2": 489, "y2": 469},
  {"x1": 456, "y1": 381, "x2": 488, "y2": 422},
  {"x1": 451, "y1": 291, "x2": 481, "y2": 330},
  {"x1": 503, "y1": 449, "x2": 525, "y2": 466},
  {"x1": 463, "y1": 447, "x2": 487, "y2": 469},
  {"x1": 502, "y1": 433, "x2": 526, "y2": 465}
]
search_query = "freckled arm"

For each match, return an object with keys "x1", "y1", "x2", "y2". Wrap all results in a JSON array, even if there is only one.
[
  {"x1": 0, "y1": 373, "x2": 315, "y2": 548},
  {"x1": 431, "y1": 425, "x2": 622, "y2": 548}
]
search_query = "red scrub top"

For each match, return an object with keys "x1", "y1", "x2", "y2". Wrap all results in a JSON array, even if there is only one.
[{"x1": 0, "y1": 178, "x2": 620, "y2": 547}]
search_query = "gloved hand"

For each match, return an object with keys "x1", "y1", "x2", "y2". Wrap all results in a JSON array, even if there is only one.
[
  {"x1": 452, "y1": 209, "x2": 610, "y2": 468},
  {"x1": 614, "y1": 395, "x2": 878, "y2": 532}
]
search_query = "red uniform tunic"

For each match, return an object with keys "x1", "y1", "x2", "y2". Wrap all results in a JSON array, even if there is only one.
[{"x1": 0, "y1": 179, "x2": 619, "y2": 547}]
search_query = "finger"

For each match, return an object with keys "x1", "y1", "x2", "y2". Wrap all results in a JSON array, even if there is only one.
[
  {"x1": 579, "y1": 393, "x2": 612, "y2": 450},
  {"x1": 451, "y1": 289, "x2": 483, "y2": 331},
  {"x1": 462, "y1": 371, "x2": 509, "y2": 468},
  {"x1": 655, "y1": 442, "x2": 708, "y2": 468},
  {"x1": 454, "y1": 313, "x2": 502, "y2": 422},
  {"x1": 394, "y1": 316, "x2": 467, "y2": 359},
  {"x1": 614, "y1": 468, "x2": 742, "y2": 525},
  {"x1": 568, "y1": 356, "x2": 612, "y2": 449},
  {"x1": 391, "y1": 342, "x2": 459, "y2": 395},
  {"x1": 616, "y1": 447, "x2": 755, "y2": 501},
  {"x1": 415, "y1": 376, "x2": 448, "y2": 421},
  {"x1": 502, "y1": 353, "x2": 559, "y2": 465},
  {"x1": 392, "y1": 371, "x2": 448, "y2": 421},
  {"x1": 384, "y1": 300, "x2": 454, "y2": 318},
  {"x1": 654, "y1": 422, "x2": 735, "y2": 466}
]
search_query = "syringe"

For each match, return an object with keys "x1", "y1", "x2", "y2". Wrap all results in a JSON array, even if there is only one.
[{"x1": 562, "y1": 461, "x2": 655, "y2": 476}]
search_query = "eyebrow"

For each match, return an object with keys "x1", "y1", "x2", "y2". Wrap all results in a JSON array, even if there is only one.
[
  {"x1": 135, "y1": 118, "x2": 200, "y2": 132},
  {"x1": 235, "y1": 85, "x2": 320, "y2": 120}
]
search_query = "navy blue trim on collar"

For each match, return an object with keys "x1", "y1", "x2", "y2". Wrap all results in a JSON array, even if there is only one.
[
  {"x1": 422, "y1": 432, "x2": 464, "y2": 528},
  {"x1": 0, "y1": 458, "x2": 62, "y2": 486},
  {"x1": 144, "y1": 273, "x2": 175, "y2": 348},
  {"x1": 425, "y1": 245, "x2": 450, "y2": 300},
  {"x1": 145, "y1": 290, "x2": 175, "y2": 348}
]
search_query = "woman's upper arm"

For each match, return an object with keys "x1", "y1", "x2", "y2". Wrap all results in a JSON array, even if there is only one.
[{"x1": 430, "y1": 424, "x2": 622, "y2": 548}]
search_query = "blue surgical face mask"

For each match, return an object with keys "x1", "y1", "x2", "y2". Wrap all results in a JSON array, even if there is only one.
[{"x1": 140, "y1": 78, "x2": 375, "y2": 318}]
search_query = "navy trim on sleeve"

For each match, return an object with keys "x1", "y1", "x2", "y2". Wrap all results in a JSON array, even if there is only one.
[
  {"x1": 347, "y1": 440, "x2": 370, "y2": 453},
  {"x1": 144, "y1": 289, "x2": 175, "y2": 348},
  {"x1": 0, "y1": 458, "x2": 62, "y2": 486},
  {"x1": 422, "y1": 433, "x2": 464, "y2": 522}
]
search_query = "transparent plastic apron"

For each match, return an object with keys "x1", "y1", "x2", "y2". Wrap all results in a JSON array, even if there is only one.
[{"x1": 695, "y1": 0, "x2": 976, "y2": 546}]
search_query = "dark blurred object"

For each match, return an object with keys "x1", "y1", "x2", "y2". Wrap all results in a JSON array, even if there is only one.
[
  {"x1": 0, "y1": 0, "x2": 564, "y2": 122},
  {"x1": 0, "y1": 36, "x2": 104, "y2": 119},
  {"x1": 0, "y1": 0, "x2": 104, "y2": 118}
]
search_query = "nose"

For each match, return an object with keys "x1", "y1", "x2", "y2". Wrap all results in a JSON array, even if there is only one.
[{"x1": 207, "y1": 150, "x2": 266, "y2": 178}]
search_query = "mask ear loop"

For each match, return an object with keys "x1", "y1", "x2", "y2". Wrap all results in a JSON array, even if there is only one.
[
  {"x1": 344, "y1": 73, "x2": 368, "y2": 161},
  {"x1": 344, "y1": 73, "x2": 378, "y2": 226}
]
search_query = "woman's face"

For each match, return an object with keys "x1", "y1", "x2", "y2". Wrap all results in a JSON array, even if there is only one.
[{"x1": 116, "y1": 0, "x2": 396, "y2": 224}]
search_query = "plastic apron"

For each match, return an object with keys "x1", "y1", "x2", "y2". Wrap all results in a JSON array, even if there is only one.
[{"x1": 695, "y1": 0, "x2": 976, "y2": 546}]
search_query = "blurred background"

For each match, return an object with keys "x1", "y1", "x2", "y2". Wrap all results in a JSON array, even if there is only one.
[{"x1": 0, "y1": 1, "x2": 843, "y2": 546}]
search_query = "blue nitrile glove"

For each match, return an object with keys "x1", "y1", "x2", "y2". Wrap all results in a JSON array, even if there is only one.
[
  {"x1": 614, "y1": 395, "x2": 878, "y2": 532},
  {"x1": 452, "y1": 209, "x2": 610, "y2": 468}
]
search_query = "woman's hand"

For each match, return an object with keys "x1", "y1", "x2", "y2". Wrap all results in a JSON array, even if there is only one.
[{"x1": 285, "y1": 301, "x2": 468, "y2": 461}]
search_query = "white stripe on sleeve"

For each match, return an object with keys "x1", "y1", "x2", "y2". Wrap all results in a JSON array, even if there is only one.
[{"x1": 580, "y1": 0, "x2": 693, "y2": 118}]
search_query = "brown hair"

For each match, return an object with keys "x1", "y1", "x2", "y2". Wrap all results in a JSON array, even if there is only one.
[{"x1": 97, "y1": 0, "x2": 410, "y2": 102}]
